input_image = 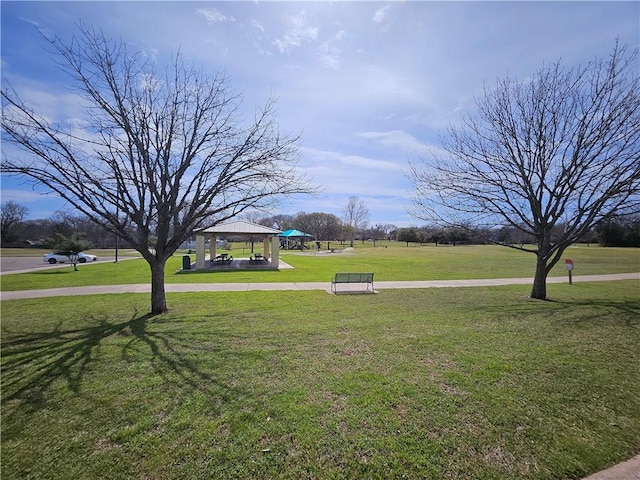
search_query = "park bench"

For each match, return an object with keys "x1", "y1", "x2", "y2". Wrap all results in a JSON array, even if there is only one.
[{"x1": 331, "y1": 272, "x2": 374, "y2": 294}]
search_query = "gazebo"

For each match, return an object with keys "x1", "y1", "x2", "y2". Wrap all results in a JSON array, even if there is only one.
[
  {"x1": 279, "y1": 229, "x2": 314, "y2": 250},
  {"x1": 194, "y1": 221, "x2": 282, "y2": 269}
]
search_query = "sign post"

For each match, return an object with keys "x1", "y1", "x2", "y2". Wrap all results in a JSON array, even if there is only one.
[{"x1": 565, "y1": 259, "x2": 574, "y2": 285}]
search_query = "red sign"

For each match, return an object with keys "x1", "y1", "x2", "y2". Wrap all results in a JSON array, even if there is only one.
[{"x1": 565, "y1": 259, "x2": 574, "y2": 271}]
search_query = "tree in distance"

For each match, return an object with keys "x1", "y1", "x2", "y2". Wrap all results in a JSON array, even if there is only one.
[
  {"x1": 294, "y1": 212, "x2": 343, "y2": 242},
  {"x1": 0, "y1": 200, "x2": 29, "y2": 246},
  {"x1": 342, "y1": 196, "x2": 369, "y2": 247},
  {"x1": 49, "y1": 233, "x2": 92, "y2": 271},
  {"x1": 409, "y1": 42, "x2": 640, "y2": 299},
  {"x1": 1, "y1": 24, "x2": 315, "y2": 314}
]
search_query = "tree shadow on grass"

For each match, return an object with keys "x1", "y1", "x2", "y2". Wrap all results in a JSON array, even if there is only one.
[
  {"x1": 1, "y1": 310, "x2": 246, "y2": 432},
  {"x1": 478, "y1": 296, "x2": 640, "y2": 328},
  {"x1": 120, "y1": 313, "x2": 239, "y2": 396},
  {"x1": 526, "y1": 295, "x2": 640, "y2": 327},
  {"x1": 29, "y1": 268, "x2": 78, "y2": 275}
]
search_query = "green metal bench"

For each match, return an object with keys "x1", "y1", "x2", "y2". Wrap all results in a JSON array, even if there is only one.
[{"x1": 331, "y1": 272, "x2": 374, "y2": 293}]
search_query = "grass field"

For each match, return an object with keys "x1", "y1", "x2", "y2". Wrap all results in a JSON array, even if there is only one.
[
  {"x1": 2, "y1": 282, "x2": 639, "y2": 479},
  {"x1": 1, "y1": 245, "x2": 639, "y2": 479},
  {"x1": 1, "y1": 243, "x2": 639, "y2": 292}
]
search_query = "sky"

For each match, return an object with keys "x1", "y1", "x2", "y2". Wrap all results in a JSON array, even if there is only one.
[{"x1": 1, "y1": 1, "x2": 639, "y2": 227}]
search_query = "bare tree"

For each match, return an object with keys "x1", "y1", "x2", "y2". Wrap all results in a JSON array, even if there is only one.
[
  {"x1": 0, "y1": 201, "x2": 29, "y2": 245},
  {"x1": 382, "y1": 223, "x2": 397, "y2": 238},
  {"x1": 294, "y1": 212, "x2": 342, "y2": 241},
  {"x1": 367, "y1": 223, "x2": 396, "y2": 246},
  {"x1": 239, "y1": 210, "x2": 270, "y2": 252},
  {"x1": 409, "y1": 43, "x2": 640, "y2": 299},
  {"x1": 367, "y1": 224, "x2": 385, "y2": 246},
  {"x1": 262, "y1": 213, "x2": 294, "y2": 231},
  {"x1": 342, "y1": 196, "x2": 369, "y2": 247},
  {"x1": 1, "y1": 25, "x2": 314, "y2": 313}
]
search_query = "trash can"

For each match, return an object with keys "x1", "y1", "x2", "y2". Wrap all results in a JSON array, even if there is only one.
[{"x1": 182, "y1": 255, "x2": 191, "y2": 270}]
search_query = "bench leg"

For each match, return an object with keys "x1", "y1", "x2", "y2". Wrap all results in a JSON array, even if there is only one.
[{"x1": 331, "y1": 282, "x2": 377, "y2": 293}]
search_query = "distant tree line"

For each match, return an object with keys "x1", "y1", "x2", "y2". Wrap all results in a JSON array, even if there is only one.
[
  {"x1": 253, "y1": 211, "x2": 397, "y2": 247},
  {"x1": 0, "y1": 202, "x2": 125, "y2": 249},
  {"x1": 396, "y1": 218, "x2": 640, "y2": 248},
  {"x1": 0, "y1": 201, "x2": 399, "y2": 249},
  {"x1": 4, "y1": 200, "x2": 637, "y2": 251},
  {"x1": 595, "y1": 216, "x2": 640, "y2": 247}
]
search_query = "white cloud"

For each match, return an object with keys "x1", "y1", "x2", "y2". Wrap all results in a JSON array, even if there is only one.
[
  {"x1": 274, "y1": 10, "x2": 319, "y2": 54},
  {"x1": 296, "y1": 147, "x2": 410, "y2": 216},
  {"x1": 18, "y1": 16, "x2": 55, "y2": 41},
  {"x1": 372, "y1": 5, "x2": 390, "y2": 24},
  {"x1": 0, "y1": 188, "x2": 59, "y2": 203},
  {"x1": 317, "y1": 30, "x2": 346, "y2": 69},
  {"x1": 303, "y1": 147, "x2": 399, "y2": 172},
  {"x1": 2, "y1": 77, "x2": 91, "y2": 127},
  {"x1": 251, "y1": 19, "x2": 265, "y2": 34},
  {"x1": 365, "y1": 73, "x2": 409, "y2": 97},
  {"x1": 358, "y1": 131, "x2": 430, "y2": 155},
  {"x1": 197, "y1": 8, "x2": 235, "y2": 24}
]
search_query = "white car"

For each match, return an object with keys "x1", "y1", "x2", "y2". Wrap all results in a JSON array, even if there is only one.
[{"x1": 43, "y1": 251, "x2": 99, "y2": 264}]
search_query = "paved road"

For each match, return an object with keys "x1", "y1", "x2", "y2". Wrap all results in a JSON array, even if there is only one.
[
  {"x1": 1, "y1": 256, "x2": 76, "y2": 273},
  {"x1": 0, "y1": 255, "x2": 141, "y2": 274}
]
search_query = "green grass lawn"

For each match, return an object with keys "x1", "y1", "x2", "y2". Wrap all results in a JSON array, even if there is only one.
[
  {"x1": 1, "y1": 244, "x2": 639, "y2": 291},
  {"x1": 2, "y1": 281, "x2": 639, "y2": 479},
  {"x1": 2, "y1": 245, "x2": 639, "y2": 478}
]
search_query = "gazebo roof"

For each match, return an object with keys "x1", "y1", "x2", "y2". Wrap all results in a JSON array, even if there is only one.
[
  {"x1": 280, "y1": 229, "x2": 314, "y2": 238},
  {"x1": 196, "y1": 221, "x2": 282, "y2": 235}
]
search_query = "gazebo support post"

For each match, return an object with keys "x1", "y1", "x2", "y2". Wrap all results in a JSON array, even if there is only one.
[
  {"x1": 263, "y1": 237, "x2": 271, "y2": 260},
  {"x1": 210, "y1": 235, "x2": 217, "y2": 262},
  {"x1": 196, "y1": 234, "x2": 206, "y2": 269},
  {"x1": 271, "y1": 236, "x2": 280, "y2": 267}
]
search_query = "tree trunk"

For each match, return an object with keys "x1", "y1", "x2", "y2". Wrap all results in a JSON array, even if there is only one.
[
  {"x1": 530, "y1": 255, "x2": 548, "y2": 300},
  {"x1": 149, "y1": 260, "x2": 168, "y2": 314}
]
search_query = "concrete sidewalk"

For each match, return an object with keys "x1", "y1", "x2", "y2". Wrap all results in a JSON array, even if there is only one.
[
  {"x1": 1, "y1": 272, "x2": 637, "y2": 300},
  {"x1": 582, "y1": 454, "x2": 640, "y2": 480}
]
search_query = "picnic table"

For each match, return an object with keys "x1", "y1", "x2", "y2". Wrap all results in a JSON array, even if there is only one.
[
  {"x1": 249, "y1": 253, "x2": 267, "y2": 264},
  {"x1": 211, "y1": 254, "x2": 233, "y2": 265}
]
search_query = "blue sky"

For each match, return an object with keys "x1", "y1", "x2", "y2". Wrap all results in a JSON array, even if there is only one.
[{"x1": 2, "y1": 1, "x2": 639, "y2": 227}]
